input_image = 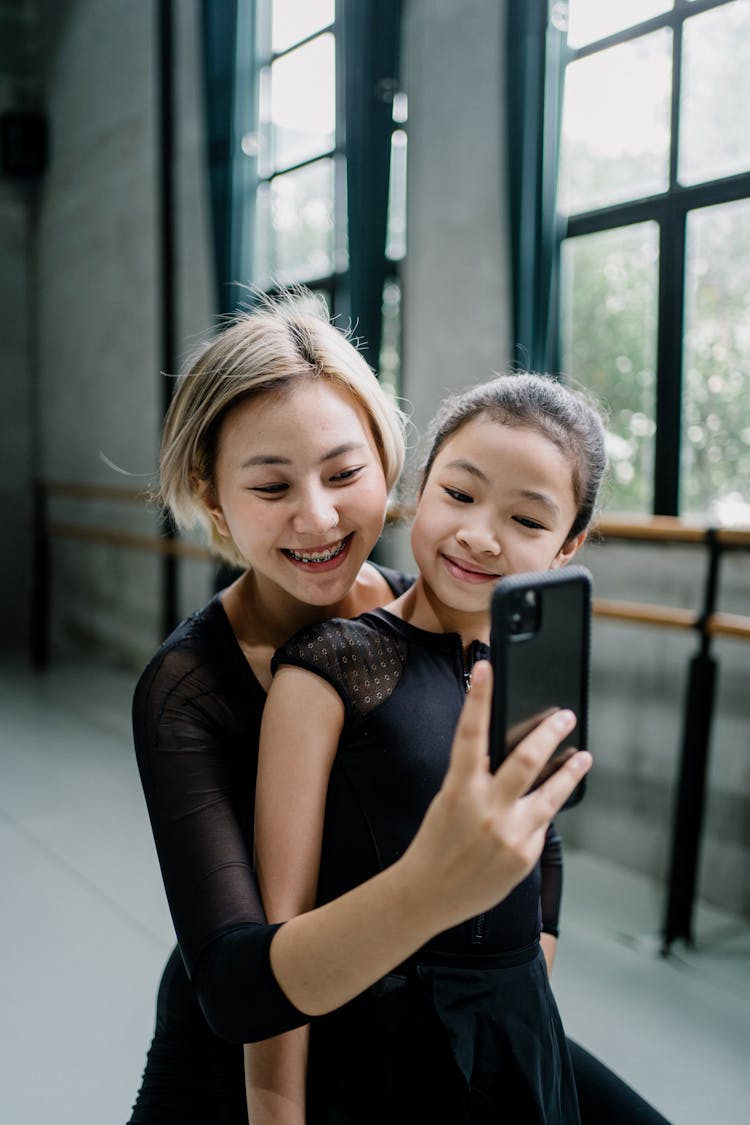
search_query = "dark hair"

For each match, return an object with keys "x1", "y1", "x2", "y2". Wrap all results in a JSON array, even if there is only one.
[{"x1": 420, "y1": 373, "x2": 608, "y2": 540}]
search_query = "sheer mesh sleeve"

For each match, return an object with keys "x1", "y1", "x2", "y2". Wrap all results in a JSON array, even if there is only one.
[
  {"x1": 539, "y1": 822, "x2": 563, "y2": 938},
  {"x1": 133, "y1": 608, "x2": 312, "y2": 1041},
  {"x1": 272, "y1": 616, "x2": 409, "y2": 721},
  {"x1": 132, "y1": 602, "x2": 275, "y2": 967},
  {"x1": 132, "y1": 568, "x2": 413, "y2": 1043}
]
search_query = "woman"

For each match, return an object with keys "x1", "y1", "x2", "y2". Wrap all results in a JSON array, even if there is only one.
[{"x1": 129, "y1": 294, "x2": 663, "y2": 1124}]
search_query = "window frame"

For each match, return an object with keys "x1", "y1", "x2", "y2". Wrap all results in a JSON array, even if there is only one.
[
  {"x1": 252, "y1": 1, "x2": 343, "y2": 309},
  {"x1": 557, "y1": 0, "x2": 750, "y2": 514}
]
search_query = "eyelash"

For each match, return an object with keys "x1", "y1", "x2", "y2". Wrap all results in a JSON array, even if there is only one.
[
  {"x1": 443, "y1": 487, "x2": 473, "y2": 504},
  {"x1": 249, "y1": 466, "x2": 364, "y2": 497},
  {"x1": 331, "y1": 466, "x2": 363, "y2": 483},
  {"x1": 250, "y1": 483, "x2": 287, "y2": 495},
  {"x1": 442, "y1": 486, "x2": 547, "y2": 532}
]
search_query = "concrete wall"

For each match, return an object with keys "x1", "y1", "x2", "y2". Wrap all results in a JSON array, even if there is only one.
[
  {"x1": 576, "y1": 540, "x2": 750, "y2": 919},
  {"x1": 400, "y1": 0, "x2": 512, "y2": 434},
  {"x1": 16, "y1": 0, "x2": 216, "y2": 667}
]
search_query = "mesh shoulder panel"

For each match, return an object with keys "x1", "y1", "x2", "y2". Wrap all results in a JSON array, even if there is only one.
[{"x1": 273, "y1": 617, "x2": 408, "y2": 720}]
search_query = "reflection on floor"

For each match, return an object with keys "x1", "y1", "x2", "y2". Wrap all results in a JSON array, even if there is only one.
[{"x1": 1, "y1": 659, "x2": 748, "y2": 1125}]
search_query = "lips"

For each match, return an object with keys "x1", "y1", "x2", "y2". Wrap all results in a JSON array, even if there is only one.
[
  {"x1": 282, "y1": 533, "x2": 353, "y2": 566},
  {"x1": 441, "y1": 553, "x2": 501, "y2": 584}
]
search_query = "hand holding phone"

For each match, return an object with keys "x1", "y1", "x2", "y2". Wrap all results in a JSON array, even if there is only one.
[{"x1": 488, "y1": 566, "x2": 592, "y2": 809}]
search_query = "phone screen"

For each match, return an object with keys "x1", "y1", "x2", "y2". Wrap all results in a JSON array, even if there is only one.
[{"x1": 489, "y1": 567, "x2": 591, "y2": 806}]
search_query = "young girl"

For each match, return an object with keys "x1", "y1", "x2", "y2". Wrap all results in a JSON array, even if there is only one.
[{"x1": 249, "y1": 372, "x2": 608, "y2": 1124}]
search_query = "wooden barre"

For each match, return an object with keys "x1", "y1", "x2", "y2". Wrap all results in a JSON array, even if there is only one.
[
  {"x1": 706, "y1": 612, "x2": 750, "y2": 641},
  {"x1": 594, "y1": 514, "x2": 750, "y2": 547},
  {"x1": 593, "y1": 598, "x2": 695, "y2": 630},
  {"x1": 39, "y1": 480, "x2": 148, "y2": 504},
  {"x1": 593, "y1": 598, "x2": 750, "y2": 641},
  {"x1": 47, "y1": 521, "x2": 212, "y2": 560},
  {"x1": 43, "y1": 521, "x2": 750, "y2": 642}
]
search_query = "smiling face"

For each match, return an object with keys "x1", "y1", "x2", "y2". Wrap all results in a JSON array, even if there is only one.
[
  {"x1": 203, "y1": 379, "x2": 389, "y2": 611},
  {"x1": 410, "y1": 415, "x2": 584, "y2": 636}
]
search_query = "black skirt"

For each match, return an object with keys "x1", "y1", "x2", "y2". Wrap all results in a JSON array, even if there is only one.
[{"x1": 307, "y1": 941, "x2": 580, "y2": 1125}]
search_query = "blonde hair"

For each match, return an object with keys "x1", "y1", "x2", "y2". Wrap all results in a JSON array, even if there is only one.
[{"x1": 160, "y1": 293, "x2": 407, "y2": 566}]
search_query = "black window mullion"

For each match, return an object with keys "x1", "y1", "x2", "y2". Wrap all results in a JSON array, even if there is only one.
[
  {"x1": 654, "y1": 208, "x2": 686, "y2": 515},
  {"x1": 652, "y1": 7, "x2": 684, "y2": 515}
]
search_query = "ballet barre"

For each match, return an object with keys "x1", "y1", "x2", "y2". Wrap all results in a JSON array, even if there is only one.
[{"x1": 32, "y1": 486, "x2": 750, "y2": 951}]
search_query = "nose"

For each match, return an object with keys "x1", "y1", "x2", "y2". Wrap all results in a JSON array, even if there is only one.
[
  {"x1": 290, "y1": 483, "x2": 339, "y2": 538},
  {"x1": 456, "y1": 518, "x2": 501, "y2": 557}
]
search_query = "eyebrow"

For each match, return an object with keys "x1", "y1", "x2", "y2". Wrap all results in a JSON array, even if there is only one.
[
  {"x1": 516, "y1": 489, "x2": 562, "y2": 517},
  {"x1": 445, "y1": 459, "x2": 562, "y2": 516},
  {"x1": 445, "y1": 458, "x2": 490, "y2": 483},
  {"x1": 239, "y1": 442, "x2": 367, "y2": 470}
]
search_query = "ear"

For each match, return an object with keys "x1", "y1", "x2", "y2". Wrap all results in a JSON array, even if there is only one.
[
  {"x1": 192, "y1": 474, "x2": 231, "y2": 538},
  {"x1": 551, "y1": 529, "x2": 587, "y2": 569}
]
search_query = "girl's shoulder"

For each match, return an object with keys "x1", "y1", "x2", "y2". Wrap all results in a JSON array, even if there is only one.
[{"x1": 272, "y1": 613, "x2": 409, "y2": 719}]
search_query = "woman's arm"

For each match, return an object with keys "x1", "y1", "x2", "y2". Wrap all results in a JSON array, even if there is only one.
[
  {"x1": 268, "y1": 662, "x2": 591, "y2": 1015},
  {"x1": 246, "y1": 665, "x2": 347, "y2": 1124},
  {"x1": 139, "y1": 644, "x2": 589, "y2": 1045}
]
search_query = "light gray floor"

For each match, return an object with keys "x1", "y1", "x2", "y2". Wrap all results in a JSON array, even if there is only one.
[{"x1": 2, "y1": 658, "x2": 749, "y2": 1124}]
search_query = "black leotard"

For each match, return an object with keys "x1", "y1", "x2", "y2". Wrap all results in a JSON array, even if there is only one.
[
  {"x1": 273, "y1": 608, "x2": 562, "y2": 948},
  {"x1": 272, "y1": 609, "x2": 577, "y2": 1123}
]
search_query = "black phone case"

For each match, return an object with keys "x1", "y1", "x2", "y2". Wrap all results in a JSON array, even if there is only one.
[{"x1": 488, "y1": 566, "x2": 592, "y2": 810}]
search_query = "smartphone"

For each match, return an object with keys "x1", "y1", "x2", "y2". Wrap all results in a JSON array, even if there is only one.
[{"x1": 488, "y1": 566, "x2": 592, "y2": 809}]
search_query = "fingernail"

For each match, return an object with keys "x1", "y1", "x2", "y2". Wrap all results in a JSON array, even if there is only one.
[
  {"x1": 554, "y1": 709, "x2": 575, "y2": 730},
  {"x1": 472, "y1": 660, "x2": 490, "y2": 684}
]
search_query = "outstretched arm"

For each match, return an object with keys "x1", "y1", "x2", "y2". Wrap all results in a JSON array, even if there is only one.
[{"x1": 268, "y1": 661, "x2": 591, "y2": 1015}]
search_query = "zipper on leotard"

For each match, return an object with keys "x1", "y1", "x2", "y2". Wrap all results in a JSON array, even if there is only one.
[{"x1": 464, "y1": 640, "x2": 488, "y2": 945}]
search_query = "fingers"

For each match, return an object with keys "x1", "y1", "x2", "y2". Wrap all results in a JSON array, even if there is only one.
[
  {"x1": 529, "y1": 749, "x2": 592, "y2": 821},
  {"x1": 491, "y1": 708, "x2": 578, "y2": 802},
  {"x1": 446, "y1": 667, "x2": 593, "y2": 832},
  {"x1": 445, "y1": 660, "x2": 493, "y2": 782}
]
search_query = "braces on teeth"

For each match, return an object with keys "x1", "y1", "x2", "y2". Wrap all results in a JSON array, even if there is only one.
[{"x1": 287, "y1": 537, "x2": 348, "y2": 564}]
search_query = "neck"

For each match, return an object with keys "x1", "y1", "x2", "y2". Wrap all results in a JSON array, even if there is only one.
[
  {"x1": 224, "y1": 566, "x2": 376, "y2": 651},
  {"x1": 391, "y1": 577, "x2": 490, "y2": 649}
]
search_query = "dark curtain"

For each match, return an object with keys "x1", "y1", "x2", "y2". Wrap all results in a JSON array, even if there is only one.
[
  {"x1": 506, "y1": 0, "x2": 567, "y2": 373},
  {"x1": 343, "y1": 0, "x2": 401, "y2": 368},
  {"x1": 202, "y1": 0, "x2": 256, "y2": 318}
]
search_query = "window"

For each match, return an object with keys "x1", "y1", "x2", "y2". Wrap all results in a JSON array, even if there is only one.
[
  {"x1": 557, "y1": 0, "x2": 750, "y2": 521},
  {"x1": 239, "y1": 0, "x2": 406, "y2": 397},
  {"x1": 251, "y1": 0, "x2": 339, "y2": 308}
]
